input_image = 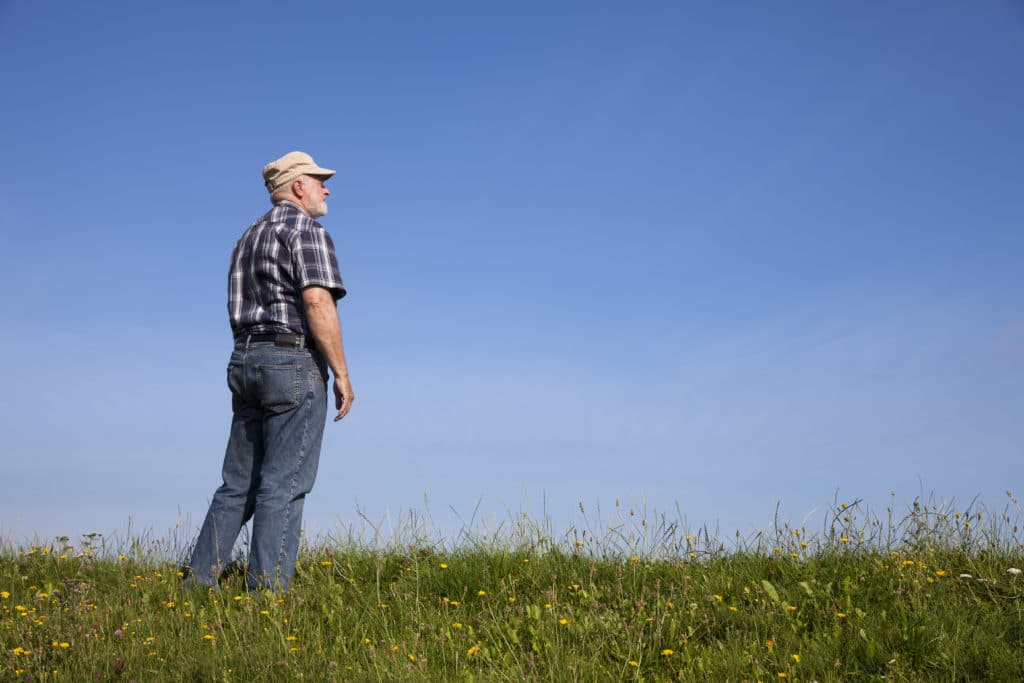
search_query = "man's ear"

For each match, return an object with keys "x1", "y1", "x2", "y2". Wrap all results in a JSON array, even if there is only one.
[{"x1": 291, "y1": 177, "x2": 306, "y2": 198}]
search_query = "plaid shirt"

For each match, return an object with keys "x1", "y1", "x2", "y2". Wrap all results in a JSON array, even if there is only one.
[{"x1": 228, "y1": 200, "x2": 346, "y2": 337}]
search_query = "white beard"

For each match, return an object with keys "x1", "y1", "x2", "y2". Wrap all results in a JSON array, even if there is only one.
[{"x1": 307, "y1": 200, "x2": 328, "y2": 218}]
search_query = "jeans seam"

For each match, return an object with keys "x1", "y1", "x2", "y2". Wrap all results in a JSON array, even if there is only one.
[{"x1": 274, "y1": 368, "x2": 313, "y2": 586}]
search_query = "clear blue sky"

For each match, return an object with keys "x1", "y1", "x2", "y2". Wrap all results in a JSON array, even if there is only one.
[{"x1": 1, "y1": 1, "x2": 1021, "y2": 546}]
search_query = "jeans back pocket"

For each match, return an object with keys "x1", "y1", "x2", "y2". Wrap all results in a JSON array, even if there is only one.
[{"x1": 256, "y1": 364, "x2": 303, "y2": 414}]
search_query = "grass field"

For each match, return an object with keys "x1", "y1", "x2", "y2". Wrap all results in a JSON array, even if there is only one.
[{"x1": 2, "y1": 494, "x2": 1023, "y2": 681}]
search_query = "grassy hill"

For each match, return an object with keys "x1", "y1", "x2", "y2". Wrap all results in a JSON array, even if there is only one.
[{"x1": 3, "y1": 496, "x2": 1023, "y2": 681}]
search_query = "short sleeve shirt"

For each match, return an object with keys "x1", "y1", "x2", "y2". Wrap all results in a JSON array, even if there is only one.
[{"x1": 228, "y1": 200, "x2": 346, "y2": 337}]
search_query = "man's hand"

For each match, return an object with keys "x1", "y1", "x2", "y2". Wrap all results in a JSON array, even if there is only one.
[{"x1": 333, "y1": 375, "x2": 354, "y2": 421}]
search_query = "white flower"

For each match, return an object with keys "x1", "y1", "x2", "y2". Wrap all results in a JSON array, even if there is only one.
[{"x1": 1007, "y1": 567, "x2": 1022, "y2": 576}]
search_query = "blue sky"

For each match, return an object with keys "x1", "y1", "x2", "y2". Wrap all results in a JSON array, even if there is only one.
[{"x1": 1, "y1": 1, "x2": 1022, "y2": 546}]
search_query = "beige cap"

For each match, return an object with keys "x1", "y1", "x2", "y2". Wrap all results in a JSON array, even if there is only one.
[{"x1": 262, "y1": 151, "x2": 336, "y2": 194}]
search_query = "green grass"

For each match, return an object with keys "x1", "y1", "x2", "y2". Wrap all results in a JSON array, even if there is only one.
[{"x1": 2, "y1": 495, "x2": 1023, "y2": 681}]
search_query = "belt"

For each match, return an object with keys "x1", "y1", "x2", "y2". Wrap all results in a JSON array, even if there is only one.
[{"x1": 238, "y1": 332, "x2": 314, "y2": 350}]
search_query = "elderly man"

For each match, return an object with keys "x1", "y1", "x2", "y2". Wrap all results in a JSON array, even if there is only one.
[{"x1": 187, "y1": 151, "x2": 354, "y2": 590}]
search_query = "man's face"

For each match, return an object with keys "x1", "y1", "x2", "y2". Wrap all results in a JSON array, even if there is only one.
[{"x1": 297, "y1": 175, "x2": 330, "y2": 218}]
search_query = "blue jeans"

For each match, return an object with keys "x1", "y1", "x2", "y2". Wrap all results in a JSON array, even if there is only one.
[{"x1": 188, "y1": 339, "x2": 328, "y2": 590}]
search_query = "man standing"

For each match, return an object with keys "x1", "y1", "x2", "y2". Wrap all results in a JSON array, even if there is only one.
[{"x1": 187, "y1": 151, "x2": 354, "y2": 590}]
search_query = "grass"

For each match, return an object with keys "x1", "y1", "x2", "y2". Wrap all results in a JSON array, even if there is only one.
[{"x1": 2, "y1": 493, "x2": 1023, "y2": 681}]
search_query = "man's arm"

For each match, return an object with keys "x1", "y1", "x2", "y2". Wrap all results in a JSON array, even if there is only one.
[{"x1": 302, "y1": 286, "x2": 354, "y2": 421}]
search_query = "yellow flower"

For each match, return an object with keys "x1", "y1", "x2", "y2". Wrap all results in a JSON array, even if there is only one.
[
  {"x1": 712, "y1": 594, "x2": 723, "y2": 602},
  {"x1": 203, "y1": 634, "x2": 215, "y2": 641},
  {"x1": 467, "y1": 644, "x2": 479, "y2": 657},
  {"x1": 233, "y1": 595, "x2": 242, "y2": 602},
  {"x1": 439, "y1": 563, "x2": 448, "y2": 569},
  {"x1": 661, "y1": 649, "x2": 673, "y2": 656},
  {"x1": 508, "y1": 597, "x2": 516, "y2": 604},
  {"x1": 544, "y1": 603, "x2": 552, "y2": 609},
  {"x1": 765, "y1": 639, "x2": 775, "y2": 649},
  {"x1": 559, "y1": 618, "x2": 569, "y2": 625},
  {"x1": 285, "y1": 635, "x2": 297, "y2": 641},
  {"x1": 320, "y1": 561, "x2": 332, "y2": 566},
  {"x1": 786, "y1": 605, "x2": 797, "y2": 612},
  {"x1": 791, "y1": 654, "x2": 800, "y2": 663},
  {"x1": 449, "y1": 600, "x2": 460, "y2": 606},
  {"x1": 729, "y1": 606, "x2": 738, "y2": 612},
  {"x1": 408, "y1": 654, "x2": 416, "y2": 662},
  {"x1": 935, "y1": 570, "x2": 948, "y2": 577},
  {"x1": 0, "y1": 591, "x2": 9, "y2": 599},
  {"x1": 60, "y1": 642, "x2": 70, "y2": 649},
  {"x1": 477, "y1": 590, "x2": 486, "y2": 597},
  {"x1": 628, "y1": 660, "x2": 639, "y2": 667},
  {"x1": 836, "y1": 612, "x2": 847, "y2": 619},
  {"x1": 840, "y1": 537, "x2": 850, "y2": 543},
  {"x1": 629, "y1": 556, "x2": 640, "y2": 563},
  {"x1": 778, "y1": 673, "x2": 788, "y2": 679},
  {"x1": 452, "y1": 622, "x2": 463, "y2": 629}
]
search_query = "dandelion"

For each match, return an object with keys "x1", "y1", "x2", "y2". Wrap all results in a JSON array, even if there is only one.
[
  {"x1": 408, "y1": 654, "x2": 416, "y2": 662},
  {"x1": 233, "y1": 595, "x2": 243, "y2": 602},
  {"x1": 840, "y1": 537, "x2": 850, "y2": 543},
  {"x1": 477, "y1": 590, "x2": 486, "y2": 597},
  {"x1": 59, "y1": 642, "x2": 70, "y2": 649},
  {"x1": 778, "y1": 673, "x2": 788, "y2": 679},
  {"x1": 559, "y1": 618, "x2": 569, "y2": 625},
  {"x1": 935, "y1": 570, "x2": 948, "y2": 577},
  {"x1": 449, "y1": 600, "x2": 460, "y2": 607},
  {"x1": 0, "y1": 591, "x2": 8, "y2": 599},
  {"x1": 729, "y1": 606, "x2": 738, "y2": 612},
  {"x1": 320, "y1": 561, "x2": 332, "y2": 566},
  {"x1": 836, "y1": 612, "x2": 847, "y2": 619},
  {"x1": 439, "y1": 563, "x2": 448, "y2": 569},
  {"x1": 786, "y1": 605, "x2": 797, "y2": 612},
  {"x1": 203, "y1": 634, "x2": 215, "y2": 641},
  {"x1": 544, "y1": 603, "x2": 552, "y2": 609},
  {"x1": 452, "y1": 623, "x2": 463, "y2": 629},
  {"x1": 660, "y1": 649, "x2": 673, "y2": 656},
  {"x1": 628, "y1": 660, "x2": 639, "y2": 667},
  {"x1": 712, "y1": 594, "x2": 723, "y2": 602},
  {"x1": 467, "y1": 644, "x2": 479, "y2": 657},
  {"x1": 507, "y1": 597, "x2": 516, "y2": 604},
  {"x1": 364, "y1": 638, "x2": 372, "y2": 644},
  {"x1": 629, "y1": 556, "x2": 640, "y2": 563},
  {"x1": 791, "y1": 654, "x2": 800, "y2": 663},
  {"x1": 285, "y1": 636, "x2": 297, "y2": 641},
  {"x1": 765, "y1": 640, "x2": 775, "y2": 649}
]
